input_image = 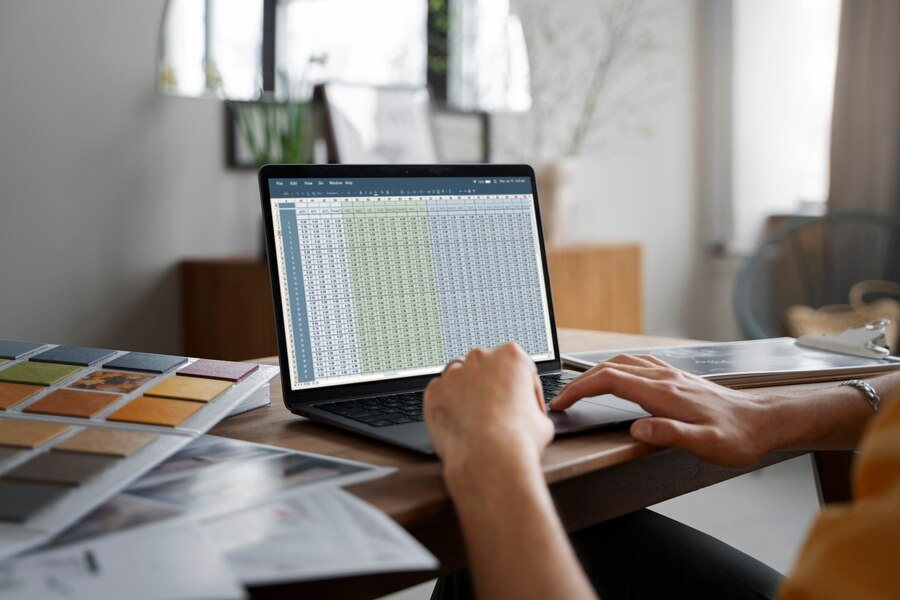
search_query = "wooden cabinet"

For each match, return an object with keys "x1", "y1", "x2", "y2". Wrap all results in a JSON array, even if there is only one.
[
  {"x1": 181, "y1": 244, "x2": 642, "y2": 360},
  {"x1": 546, "y1": 244, "x2": 642, "y2": 333},
  {"x1": 181, "y1": 259, "x2": 278, "y2": 361}
]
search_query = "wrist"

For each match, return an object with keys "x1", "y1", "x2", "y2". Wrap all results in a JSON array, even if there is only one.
[
  {"x1": 443, "y1": 440, "x2": 545, "y2": 504},
  {"x1": 752, "y1": 381, "x2": 876, "y2": 453},
  {"x1": 752, "y1": 391, "x2": 793, "y2": 456}
]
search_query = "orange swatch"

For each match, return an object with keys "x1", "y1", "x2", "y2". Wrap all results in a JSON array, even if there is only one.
[
  {"x1": 0, "y1": 419, "x2": 70, "y2": 448},
  {"x1": 106, "y1": 396, "x2": 202, "y2": 427},
  {"x1": 0, "y1": 383, "x2": 43, "y2": 410},
  {"x1": 145, "y1": 376, "x2": 231, "y2": 403},
  {"x1": 24, "y1": 389, "x2": 121, "y2": 419}
]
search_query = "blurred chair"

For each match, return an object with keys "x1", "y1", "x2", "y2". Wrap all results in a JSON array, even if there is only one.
[
  {"x1": 735, "y1": 210, "x2": 900, "y2": 346},
  {"x1": 734, "y1": 210, "x2": 900, "y2": 505}
]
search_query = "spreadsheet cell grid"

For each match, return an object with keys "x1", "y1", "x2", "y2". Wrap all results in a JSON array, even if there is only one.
[
  {"x1": 427, "y1": 198, "x2": 549, "y2": 360},
  {"x1": 276, "y1": 194, "x2": 551, "y2": 387}
]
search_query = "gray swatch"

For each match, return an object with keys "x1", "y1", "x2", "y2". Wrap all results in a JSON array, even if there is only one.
[
  {"x1": 0, "y1": 446, "x2": 23, "y2": 465},
  {"x1": 0, "y1": 480, "x2": 69, "y2": 522},
  {"x1": 31, "y1": 345, "x2": 117, "y2": 367},
  {"x1": 5, "y1": 452, "x2": 118, "y2": 486},
  {"x1": 104, "y1": 352, "x2": 188, "y2": 374},
  {"x1": 0, "y1": 340, "x2": 44, "y2": 360}
]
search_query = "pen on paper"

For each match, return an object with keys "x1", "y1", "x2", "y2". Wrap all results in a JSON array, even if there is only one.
[{"x1": 84, "y1": 551, "x2": 98, "y2": 574}]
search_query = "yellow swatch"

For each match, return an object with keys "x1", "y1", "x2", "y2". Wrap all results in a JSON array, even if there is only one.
[{"x1": 144, "y1": 375, "x2": 231, "y2": 403}]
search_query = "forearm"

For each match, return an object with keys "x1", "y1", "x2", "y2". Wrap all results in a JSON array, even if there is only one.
[
  {"x1": 444, "y1": 450, "x2": 596, "y2": 600},
  {"x1": 758, "y1": 371, "x2": 899, "y2": 454}
]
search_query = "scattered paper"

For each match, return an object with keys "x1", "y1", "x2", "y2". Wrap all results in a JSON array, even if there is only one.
[
  {"x1": 204, "y1": 488, "x2": 438, "y2": 585},
  {"x1": 21, "y1": 436, "x2": 435, "y2": 591},
  {"x1": 127, "y1": 436, "x2": 392, "y2": 516},
  {"x1": 0, "y1": 523, "x2": 245, "y2": 600},
  {"x1": 52, "y1": 435, "x2": 393, "y2": 546}
]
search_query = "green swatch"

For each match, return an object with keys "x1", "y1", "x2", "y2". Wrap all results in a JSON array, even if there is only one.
[{"x1": 0, "y1": 362, "x2": 81, "y2": 386}]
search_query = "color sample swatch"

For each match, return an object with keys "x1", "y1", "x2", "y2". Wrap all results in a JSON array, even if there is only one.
[
  {"x1": 0, "y1": 480, "x2": 69, "y2": 522},
  {"x1": 0, "y1": 339, "x2": 275, "y2": 539},
  {"x1": 70, "y1": 370, "x2": 154, "y2": 394},
  {"x1": 24, "y1": 389, "x2": 122, "y2": 419},
  {"x1": 0, "y1": 383, "x2": 43, "y2": 411},
  {"x1": 30, "y1": 345, "x2": 117, "y2": 367},
  {"x1": 178, "y1": 359, "x2": 260, "y2": 382},
  {"x1": 5, "y1": 452, "x2": 118, "y2": 486},
  {"x1": 0, "y1": 340, "x2": 44, "y2": 360},
  {"x1": 0, "y1": 420, "x2": 70, "y2": 448},
  {"x1": 0, "y1": 362, "x2": 81, "y2": 386},
  {"x1": 54, "y1": 429, "x2": 157, "y2": 457},
  {"x1": 0, "y1": 447, "x2": 22, "y2": 465},
  {"x1": 104, "y1": 352, "x2": 188, "y2": 374},
  {"x1": 107, "y1": 397, "x2": 203, "y2": 427},
  {"x1": 145, "y1": 376, "x2": 231, "y2": 403}
]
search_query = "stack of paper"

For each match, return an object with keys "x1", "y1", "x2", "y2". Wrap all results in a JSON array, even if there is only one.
[
  {"x1": 0, "y1": 524, "x2": 245, "y2": 600},
  {"x1": 563, "y1": 337, "x2": 900, "y2": 388},
  {"x1": 0, "y1": 436, "x2": 438, "y2": 599},
  {"x1": 206, "y1": 488, "x2": 438, "y2": 586}
]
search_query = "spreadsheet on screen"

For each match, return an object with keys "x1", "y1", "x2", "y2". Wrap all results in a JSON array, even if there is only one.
[{"x1": 269, "y1": 177, "x2": 555, "y2": 390}]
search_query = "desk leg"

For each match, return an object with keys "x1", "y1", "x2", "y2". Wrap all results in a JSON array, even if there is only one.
[{"x1": 812, "y1": 450, "x2": 854, "y2": 505}]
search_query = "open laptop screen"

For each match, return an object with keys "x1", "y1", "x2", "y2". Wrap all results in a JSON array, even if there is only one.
[{"x1": 267, "y1": 174, "x2": 556, "y2": 391}]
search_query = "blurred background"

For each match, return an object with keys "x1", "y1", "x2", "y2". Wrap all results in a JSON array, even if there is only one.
[
  {"x1": 1, "y1": 0, "x2": 896, "y2": 356},
  {"x1": 1, "y1": 0, "x2": 898, "y2": 590}
]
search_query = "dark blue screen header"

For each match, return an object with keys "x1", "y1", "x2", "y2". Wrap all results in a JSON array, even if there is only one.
[{"x1": 268, "y1": 176, "x2": 533, "y2": 199}]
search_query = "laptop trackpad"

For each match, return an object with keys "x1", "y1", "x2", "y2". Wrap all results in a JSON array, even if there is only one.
[
  {"x1": 581, "y1": 393, "x2": 650, "y2": 415},
  {"x1": 549, "y1": 394, "x2": 650, "y2": 434}
]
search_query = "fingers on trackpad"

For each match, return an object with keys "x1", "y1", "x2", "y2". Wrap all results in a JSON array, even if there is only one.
[
  {"x1": 581, "y1": 394, "x2": 650, "y2": 416},
  {"x1": 548, "y1": 395, "x2": 650, "y2": 434}
]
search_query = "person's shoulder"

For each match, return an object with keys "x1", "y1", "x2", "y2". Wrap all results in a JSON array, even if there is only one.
[
  {"x1": 855, "y1": 390, "x2": 900, "y2": 499},
  {"x1": 781, "y1": 391, "x2": 900, "y2": 600}
]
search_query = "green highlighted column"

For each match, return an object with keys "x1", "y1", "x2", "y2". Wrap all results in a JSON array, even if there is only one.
[{"x1": 343, "y1": 199, "x2": 444, "y2": 374}]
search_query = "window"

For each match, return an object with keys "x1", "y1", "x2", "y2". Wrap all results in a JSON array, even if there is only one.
[
  {"x1": 705, "y1": 0, "x2": 841, "y2": 251},
  {"x1": 275, "y1": 0, "x2": 427, "y2": 98}
]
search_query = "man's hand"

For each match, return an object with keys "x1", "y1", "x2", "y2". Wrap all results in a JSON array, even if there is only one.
[
  {"x1": 424, "y1": 343, "x2": 596, "y2": 600},
  {"x1": 424, "y1": 343, "x2": 553, "y2": 474},
  {"x1": 550, "y1": 354, "x2": 771, "y2": 468}
]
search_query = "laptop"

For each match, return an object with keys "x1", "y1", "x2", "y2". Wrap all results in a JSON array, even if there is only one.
[{"x1": 259, "y1": 164, "x2": 650, "y2": 454}]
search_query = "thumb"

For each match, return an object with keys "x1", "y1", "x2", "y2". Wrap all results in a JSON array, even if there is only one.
[{"x1": 630, "y1": 417, "x2": 702, "y2": 451}]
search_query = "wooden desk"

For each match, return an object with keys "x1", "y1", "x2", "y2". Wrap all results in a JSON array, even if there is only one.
[{"x1": 211, "y1": 329, "x2": 805, "y2": 599}]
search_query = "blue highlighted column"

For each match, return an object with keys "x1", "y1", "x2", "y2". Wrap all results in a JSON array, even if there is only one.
[{"x1": 279, "y1": 205, "x2": 315, "y2": 382}]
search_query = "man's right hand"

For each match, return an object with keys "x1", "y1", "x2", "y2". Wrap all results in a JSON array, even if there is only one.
[
  {"x1": 550, "y1": 354, "x2": 774, "y2": 468},
  {"x1": 424, "y1": 343, "x2": 553, "y2": 478}
]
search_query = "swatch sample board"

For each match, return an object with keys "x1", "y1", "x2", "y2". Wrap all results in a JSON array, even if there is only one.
[{"x1": 0, "y1": 339, "x2": 278, "y2": 562}]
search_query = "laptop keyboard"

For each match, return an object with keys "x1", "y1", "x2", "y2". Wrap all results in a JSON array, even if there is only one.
[
  {"x1": 539, "y1": 371, "x2": 577, "y2": 402},
  {"x1": 318, "y1": 393, "x2": 424, "y2": 428},
  {"x1": 316, "y1": 372, "x2": 578, "y2": 428}
]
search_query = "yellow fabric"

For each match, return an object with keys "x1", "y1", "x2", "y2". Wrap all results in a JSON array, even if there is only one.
[{"x1": 781, "y1": 393, "x2": 900, "y2": 599}]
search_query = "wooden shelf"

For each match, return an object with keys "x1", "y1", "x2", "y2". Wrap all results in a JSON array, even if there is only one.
[{"x1": 180, "y1": 245, "x2": 642, "y2": 360}]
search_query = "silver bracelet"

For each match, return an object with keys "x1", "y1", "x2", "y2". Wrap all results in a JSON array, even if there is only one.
[{"x1": 841, "y1": 380, "x2": 880, "y2": 413}]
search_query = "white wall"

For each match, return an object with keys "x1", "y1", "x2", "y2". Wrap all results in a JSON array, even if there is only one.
[
  {"x1": 497, "y1": 0, "x2": 707, "y2": 338},
  {"x1": 0, "y1": 1, "x2": 260, "y2": 353}
]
